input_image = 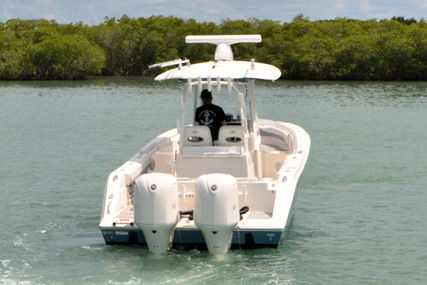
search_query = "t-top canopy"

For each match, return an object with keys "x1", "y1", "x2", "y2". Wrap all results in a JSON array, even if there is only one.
[
  {"x1": 153, "y1": 35, "x2": 281, "y2": 82},
  {"x1": 154, "y1": 60, "x2": 281, "y2": 81}
]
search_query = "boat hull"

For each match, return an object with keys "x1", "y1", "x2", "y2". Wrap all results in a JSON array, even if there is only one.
[
  {"x1": 99, "y1": 118, "x2": 309, "y2": 252},
  {"x1": 100, "y1": 227, "x2": 288, "y2": 249}
]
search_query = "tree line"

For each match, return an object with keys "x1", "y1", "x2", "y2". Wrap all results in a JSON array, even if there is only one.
[{"x1": 1, "y1": 15, "x2": 427, "y2": 80}]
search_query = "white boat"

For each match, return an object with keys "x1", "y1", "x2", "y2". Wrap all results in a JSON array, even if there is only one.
[{"x1": 99, "y1": 35, "x2": 311, "y2": 254}]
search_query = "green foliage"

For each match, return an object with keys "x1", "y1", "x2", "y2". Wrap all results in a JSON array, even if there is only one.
[
  {"x1": 2, "y1": 15, "x2": 427, "y2": 80},
  {"x1": 29, "y1": 34, "x2": 105, "y2": 79},
  {"x1": 0, "y1": 19, "x2": 104, "y2": 79}
]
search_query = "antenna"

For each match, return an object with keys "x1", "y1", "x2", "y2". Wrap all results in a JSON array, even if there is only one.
[
  {"x1": 185, "y1": 35, "x2": 262, "y2": 61},
  {"x1": 149, "y1": 59, "x2": 190, "y2": 69}
]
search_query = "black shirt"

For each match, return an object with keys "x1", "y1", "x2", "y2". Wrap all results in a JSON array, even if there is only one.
[{"x1": 195, "y1": 103, "x2": 226, "y2": 141}]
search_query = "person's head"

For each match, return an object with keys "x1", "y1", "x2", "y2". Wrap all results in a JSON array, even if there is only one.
[{"x1": 200, "y1": 89, "x2": 212, "y2": 104}]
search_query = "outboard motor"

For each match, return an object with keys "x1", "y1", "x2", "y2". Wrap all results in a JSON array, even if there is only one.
[
  {"x1": 134, "y1": 173, "x2": 179, "y2": 253},
  {"x1": 194, "y1": 173, "x2": 239, "y2": 254}
]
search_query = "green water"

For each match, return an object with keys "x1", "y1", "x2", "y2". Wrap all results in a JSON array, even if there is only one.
[{"x1": 1, "y1": 77, "x2": 426, "y2": 284}]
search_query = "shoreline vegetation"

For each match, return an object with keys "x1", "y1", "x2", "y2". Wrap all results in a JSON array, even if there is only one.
[{"x1": 1, "y1": 14, "x2": 427, "y2": 81}]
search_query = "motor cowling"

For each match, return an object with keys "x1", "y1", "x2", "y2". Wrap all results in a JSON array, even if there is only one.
[
  {"x1": 134, "y1": 173, "x2": 179, "y2": 253},
  {"x1": 194, "y1": 173, "x2": 239, "y2": 254}
]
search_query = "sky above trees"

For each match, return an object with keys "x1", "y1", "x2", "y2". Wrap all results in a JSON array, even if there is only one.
[{"x1": 2, "y1": 0, "x2": 427, "y2": 25}]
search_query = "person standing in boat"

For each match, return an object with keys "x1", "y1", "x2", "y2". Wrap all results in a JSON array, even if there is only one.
[{"x1": 195, "y1": 89, "x2": 226, "y2": 142}]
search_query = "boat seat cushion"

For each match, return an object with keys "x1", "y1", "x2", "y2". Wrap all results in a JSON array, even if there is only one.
[
  {"x1": 183, "y1": 126, "x2": 212, "y2": 146},
  {"x1": 218, "y1": 126, "x2": 245, "y2": 146}
]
